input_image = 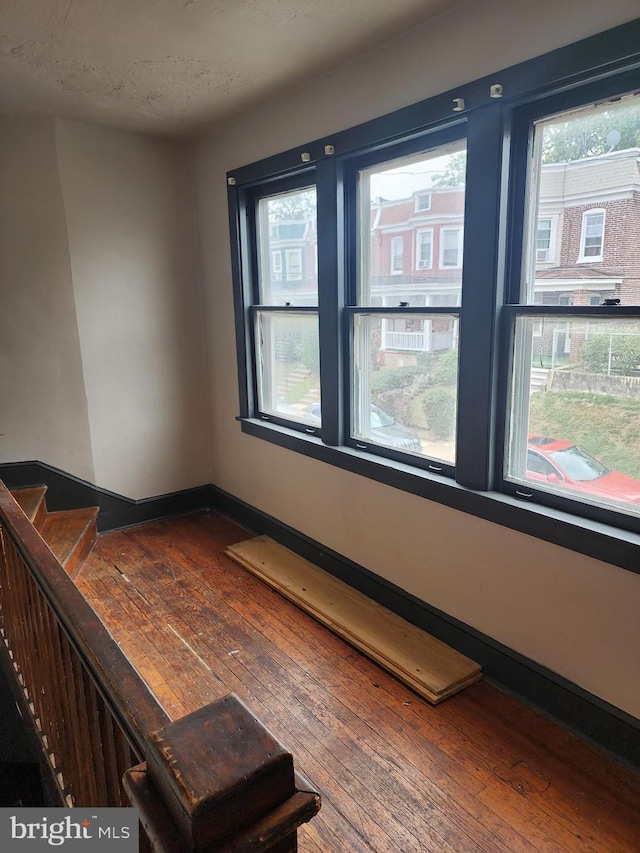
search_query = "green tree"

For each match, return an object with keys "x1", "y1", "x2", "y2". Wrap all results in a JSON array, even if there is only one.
[
  {"x1": 541, "y1": 100, "x2": 640, "y2": 164},
  {"x1": 431, "y1": 151, "x2": 467, "y2": 187},
  {"x1": 268, "y1": 188, "x2": 316, "y2": 221}
]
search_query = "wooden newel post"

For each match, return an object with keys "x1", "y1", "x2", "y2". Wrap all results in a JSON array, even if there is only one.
[{"x1": 123, "y1": 694, "x2": 321, "y2": 852}]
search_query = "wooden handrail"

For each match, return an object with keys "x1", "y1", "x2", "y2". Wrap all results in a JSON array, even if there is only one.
[{"x1": 0, "y1": 479, "x2": 320, "y2": 850}]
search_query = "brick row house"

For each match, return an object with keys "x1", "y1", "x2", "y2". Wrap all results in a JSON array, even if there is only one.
[
  {"x1": 367, "y1": 147, "x2": 640, "y2": 364},
  {"x1": 266, "y1": 147, "x2": 640, "y2": 366}
]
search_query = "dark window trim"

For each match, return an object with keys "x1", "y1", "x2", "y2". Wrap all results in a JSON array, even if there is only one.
[
  {"x1": 237, "y1": 415, "x2": 640, "y2": 575},
  {"x1": 228, "y1": 19, "x2": 640, "y2": 575}
]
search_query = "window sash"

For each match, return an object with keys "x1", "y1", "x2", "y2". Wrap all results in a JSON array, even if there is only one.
[
  {"x1": 440, "y1": 228, "x2": 462, "y2": 268},
  {"x1": 252, "y1": 308, "x2": 320, "y2": 426},
  {"x1": 391, "y1": 236, "x2": 403, "y2": 274},
  {"x1": 348, "y1": 308, "x2": 459, "y2": 473},
  {"x1": 415, "y1": 192, "x2": 431, "y2": 211},
  {"x1": 415, "y1": 230, "x2": 433, "y2": 270},
  {"x1": 579, "y1": 210, "x2": 605, "y2": 261},
  {"x1": 536, "y1": 218, "x2": 552, "y2": 262}
]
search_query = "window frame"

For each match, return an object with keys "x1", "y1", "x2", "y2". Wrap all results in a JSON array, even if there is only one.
[
  {"x1": 390, "y1": 235, "x2": 404, "y2": 274},
  {"x1": 578, "y1": 208, "x2": 606, "y2": 263},
  {"x1": 439, "y1": 226, "x2": 463, "y2": 269},
  {"x1": 227, "y1": 19, "x2": 640, "y2": 575},
  {"x1": 535, "y1": 215, "x2": 558, "y2": 263},
  {"x1": 415, "y1": 228, "x2": 434, "y2": 270},
  {"x1": 415, "y1": 191, "x2": 432, "y2": 212}
]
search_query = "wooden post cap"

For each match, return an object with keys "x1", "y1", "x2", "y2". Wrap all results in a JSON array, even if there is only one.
[{"x1": 145, "y1": 694, "x2": 295, "y2": 850}]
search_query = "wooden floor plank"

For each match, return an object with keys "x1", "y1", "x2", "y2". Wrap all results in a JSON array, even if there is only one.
[
  {"x1": 225, "y1": 535, "x2": 481, "y2": 703},
  {"x1": 75, "y1": 511, "x2": 640, "y2": 853}
]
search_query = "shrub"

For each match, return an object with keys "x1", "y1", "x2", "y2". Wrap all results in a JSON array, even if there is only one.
[
  {"x1": 369, "y1": 366, "x2": 422, "y2": 394},
  {"x1": 583, "y1": 334, "x2": 640, "y2": 376},
  {"x1": 422, "y1": 387, "x2": 456, "y2": 439},
  {"x1": 374, "y1": 388, "x2": 411, "y2": 425},
  {"x1": 432, "y1": 349, "x2": 459, "y2": 386}
]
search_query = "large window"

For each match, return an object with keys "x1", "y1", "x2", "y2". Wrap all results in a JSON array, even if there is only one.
[
  {"x1": 505, "y1": 87, "x2": 640, "y2": 528},
  {"x1": 228, "y1": 21, "x2": 640, "y2": 569},
  {"x1": 352, "y1": 137, "x2": 465, "y2": 470}
]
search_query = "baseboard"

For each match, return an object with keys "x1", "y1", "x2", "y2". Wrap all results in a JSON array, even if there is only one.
[
  {"x1": 1, "y1": 462, "x2": 638, "y2": 769},
  {"x1": 0, "y1": 461, "x2": 212, "y2": 532}
]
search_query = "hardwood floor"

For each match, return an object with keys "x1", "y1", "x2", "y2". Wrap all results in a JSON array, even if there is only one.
[{"x1": 76, "y1": 511, "x2": 640, "y2": 853}]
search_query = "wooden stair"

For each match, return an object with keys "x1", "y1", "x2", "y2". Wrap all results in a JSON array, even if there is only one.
[{"x1": 10, "y1": 486, "x2": 99, "y2": 579}]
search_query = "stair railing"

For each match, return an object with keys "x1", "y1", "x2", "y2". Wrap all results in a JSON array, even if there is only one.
[{"x1": 0, "y1": 479, "x2": 319, "y2": 851}]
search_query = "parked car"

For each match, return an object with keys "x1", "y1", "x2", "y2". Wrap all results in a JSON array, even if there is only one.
[
  {"x1": 305, "y1": 402, "x2": 422, "y2": 452},
  {"x1": 526, "y1": 435, "x2": 640, "y2": 504}
]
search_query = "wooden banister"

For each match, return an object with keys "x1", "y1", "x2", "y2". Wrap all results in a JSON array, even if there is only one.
[{"x1": 0, "y1": 479, "x2": 320, "y2": 849}]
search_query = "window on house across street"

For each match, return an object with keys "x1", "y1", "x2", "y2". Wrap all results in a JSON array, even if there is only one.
[
  {"x1": 391, "y1": 236, "x2": 403, "y2": 274},
  {"x1": 579, "y1": 210, "x2": 606, "y2": 262},
  {"x1": 536, "y1": 218, "x2": 552, "y2": 261},
  {"x1": 227, "y1": 23, "x2": 640, "y2": 567},
  {"x1": 415, "y1": 192, "x2": 431, "y2": 211},
  {"x1": 415, "y1": 230, "x2": 433, "y2": 269},
  {"x1": 440, "y1": 227, "x2": 463, "y2": 268}
]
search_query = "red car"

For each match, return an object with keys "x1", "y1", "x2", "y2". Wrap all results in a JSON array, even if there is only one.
[{"x1": 526, "y1": 435, "x2": 640, "y2": 505}]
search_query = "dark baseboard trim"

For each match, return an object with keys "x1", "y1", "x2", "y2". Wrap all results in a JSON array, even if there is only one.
[
  {"x1": 2, "y1": 462, "x2": 638, "y2": 769},
  {"x1": 208, "y1": 485, "x2": 640, "y2": 771},
  {"x1": 0, "y1": 461, "x2": 212, "y2": 532}
]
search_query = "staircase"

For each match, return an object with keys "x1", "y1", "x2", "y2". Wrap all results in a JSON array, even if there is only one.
[
  {"x1": 0, "y1": 485, "x2": 99, "y2": 805},
  {"x1": 530, "y1": 367, "x2": 550, "y2": 393},
  {"x1": 9, "y1": 486, "x2": 99, "y2": 579}
]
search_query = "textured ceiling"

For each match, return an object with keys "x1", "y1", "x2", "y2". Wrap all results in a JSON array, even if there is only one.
[{"x1": 0, "y1": 0, "x2": 464, "y2": 137}]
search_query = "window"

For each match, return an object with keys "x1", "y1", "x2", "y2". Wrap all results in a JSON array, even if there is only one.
[
  {"x1": 579, "y1": 210, "x2": 605, "y2": 262},
  {"x1": 285, "y1": 248, "x2": 303, "y2": 280},
  {"x1": 252, "y1": 183, "x2": 320, "y2": 425},
  {"x1": 415, "y1": 230, "x2": 433, "y2": 270},
  {"x1": 506, "y1": 91, "x2": 640, "y2": 527},
  {"x1": 415, "y1": 192, "x2": 431, "y2": 211},
  {"x1": 536, "y1": 218, "x2": 552, "y2": 262},
  {"x1": 353, "y1": 138, "x2": 464, "y2": 468},
  {"x1": 228, "y1": 22, "x2": 640, "y2": 568},
  {"x1": 391, "y1": 236, "x2": 403, "y2": 274},
  {"x1": 439, "y1": 228, "x2": 463, "y2": 268}
]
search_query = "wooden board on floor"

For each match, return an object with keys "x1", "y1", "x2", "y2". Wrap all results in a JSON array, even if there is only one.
[{"x1": 225, "y1": 535, "x2": 481, "y2": 704}]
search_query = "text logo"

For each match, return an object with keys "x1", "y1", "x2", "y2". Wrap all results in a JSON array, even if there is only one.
[{"x1": 1, "y1": 808, "x2": 138, "y2": 850}]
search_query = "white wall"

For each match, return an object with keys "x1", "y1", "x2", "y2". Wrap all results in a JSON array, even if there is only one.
[
  {"x1": 0, "y1": 118, "x2": 94, "y2": 481},
  {"x1": 0, "y1": 117, "x2": 210, "y2": 499},
  {"x1": 195, "y1": 0, "x2": 640, "y2": 718},
  {"x1": 55, "y1": 120, "x2": 211, "y2": 499}
]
